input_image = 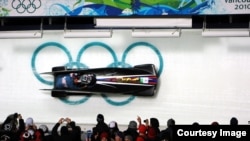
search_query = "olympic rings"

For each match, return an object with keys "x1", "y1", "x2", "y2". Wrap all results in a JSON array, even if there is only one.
[
  {"x1": 31, "y1": 41, "x2": 164, "y2": 106},
  {"x1": 12, "y1": 0, "x2": 41, "y2": 14}
]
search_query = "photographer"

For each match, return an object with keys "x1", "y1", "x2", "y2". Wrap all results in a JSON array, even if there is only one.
[
  {"x1": 51, "y1": 117, "x2": 80, "y2": 141},
  {"x1": 0, "y1": 113, "x2": 25, "y2": 141},
  {"x1": 19, "y1": 117, "x2": 43, "y2": 141},
  {"x1": 136, "y1": 116, "x2": 160, "y2": 141}
]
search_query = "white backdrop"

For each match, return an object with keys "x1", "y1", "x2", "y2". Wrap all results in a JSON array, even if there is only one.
[{"x1": 0, "y1": 29, "x2": 250, "y2": 129}]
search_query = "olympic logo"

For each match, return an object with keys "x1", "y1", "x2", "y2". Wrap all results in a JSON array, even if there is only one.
[
  {"x1": 31, "y1": 41, "x2": 164, "y2": 106},
  {"x1": 12, "y1": 0, "x2": 41, "y2": 13}
]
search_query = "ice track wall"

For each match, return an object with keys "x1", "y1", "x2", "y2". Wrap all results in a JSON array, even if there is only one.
[{"x1": 0, "y1": 30, "x2": 250, "y2": 126}]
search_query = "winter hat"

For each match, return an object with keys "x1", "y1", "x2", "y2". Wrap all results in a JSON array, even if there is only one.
[
  {"x1": 109, "y1": 121, "x2": 116, "y2": 128},
  {"x1": 138, "y1": 124, "x2": 147, "y2": 134},
  {"x1": 97, "y1": 114, "x2": 104, "y2": 123},
  {"x1": 39, "y1": 125, "x2": 49, "y2": 133},
  {"x1": 25, "y1": 117, "x2": 34, "y2": 126},
  {"x1": 128, "y1": 121, "x2": 137, "y2": 129}
]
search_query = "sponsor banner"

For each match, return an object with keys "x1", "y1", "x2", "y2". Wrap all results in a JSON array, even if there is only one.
[
  {"x1": 0, "y1": 0, "x2": 249, "y2": 17},
  {"x1": 172, "y1": 125, "x2": 250, "y2": 141}
]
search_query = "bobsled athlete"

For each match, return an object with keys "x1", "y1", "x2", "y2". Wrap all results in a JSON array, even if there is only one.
[
  {"x1": 74, "y1": 73, "x2": 96, "y2": 88},
  {"x1": 55, "y1": 73, "x2": 96, "y2": 89}
]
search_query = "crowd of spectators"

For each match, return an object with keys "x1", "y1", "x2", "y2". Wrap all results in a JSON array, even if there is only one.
[{"x1": 0, "y1": 113, "x2": 240, "y2": 141}]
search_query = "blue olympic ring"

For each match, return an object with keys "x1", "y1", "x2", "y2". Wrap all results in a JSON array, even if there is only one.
[
  {"x1": 122, "y1": 42, "x2": 164, "y2": 76},
  {"x1": 31, "y1": 41, "x2": 164, "y2": 106},
  {"x1": 31, "y1": 42, "x2": 73, "y2": 85},
  {"x1": 31, "y1": 42, "x2": 90, "y2": 105}
]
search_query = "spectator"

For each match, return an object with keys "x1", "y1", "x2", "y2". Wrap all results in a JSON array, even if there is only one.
[
  {"x1": 124, "y1": 135, "x2": 133, "y2": 141},
  {"x1": 19, "y1": 117, "x2": 43, "y2": 141},
  {"x1": 230, "y1": 117, "x2": 238, "y2": 125},
  {"x1": 38, "y1": 124, "x2": 53, "y2": 141},
  {"x1": 51, "y1": 117, "x2": 79, "y2": 141},
  {"x1": 72, "y1": 124, "x2": 82, "y2": 141},
  {"x1": 108, "y1": 121, "x2": 119, "y2": 141},
  {"x1": 0, "y1": 113, "x2": 25, "y2": 141},
  {"x1": 145, "y1": 118, "x2": 160, "y2": 141},
  {"x1": 211, "y1": 121, "x2": 219, "y2": 126},
  {"x1": 136, "y1": 116, "x2": 148, "y2": 141},
  {"x1": 158, "y1": 118, "x2": 175, "y2": 141},
  {"x1": 91, "y1": 127, "x2": 99, "y2": 141},
  {"x1": 65, "y1": 120, "x2": 82, "y2": 141},
  {"x1": 85, "y1": 130, "x2": 92, "y2": 141},
  {"x1": 123, "y1": 121, "x2": 138, "y2": 141},
  {"x1": 136, "y1": 124, "x2": 147, "y2": 141},
  {"x1": 114, "y1": 131, "x2": 123, "y2": 141},
  {"x1": 192, "y1": 122, "x2": 199, "y2": 126},
  {"x1": 91, "y1": 114, "x2": 109, "y2": 141},
  {"x1": 100, "y1": 131, "x2": 110, "y2": 141}
]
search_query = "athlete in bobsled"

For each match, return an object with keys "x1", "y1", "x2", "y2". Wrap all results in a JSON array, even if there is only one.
[{"x1": 55, "y1": 73, "x2": 96, "y2": 89}]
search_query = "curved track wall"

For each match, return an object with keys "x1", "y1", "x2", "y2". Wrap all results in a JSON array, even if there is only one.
[{"x1": 0, "y1": 29, "x2": 250, "y2": 127}]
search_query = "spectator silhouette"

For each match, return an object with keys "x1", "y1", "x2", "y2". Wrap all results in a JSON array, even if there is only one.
[
  {"x1": 108, "y1": 121, "x2": 119, "y2": 141},
  {"x1": 38, "y1": 124, "x2": 53, "y2": 141},
  {"x1": 123, "y1": 121, "x2": 138, "y2": 141},
  {"x1": 230, "y1": 117, "x2": 238, "y2": 125},
  {"x1": 136, "y1": 124, "x2": 147, "y2": 141},
  {"x1": 114, "y1": 131, "x2": 123, "y2": 141},
  {"x1": 19, "y1": 117, "x2": 43, "y2": 141},
  {"x1": 158, "y1": 118, "x2": 175, "y2": 141},
  {"x1": 211, "y1": 121, "x2": 219, "y2": 126},
  {"x1": 0, "y1": 113, "x2": 25, "y2": 141},
  {"x1": 52, "y1": 117, "x2": 79, "y2": 141},
  {"x1": 146, "y1": 118, "x2": 160, "y2": 141},
  {"x1": 192, "y1": 122, "x2": 199, "y2": 126},
  {"x1": 124, "y1": 135, "x2": 133, "y2": 141},
  {"x1": 100, "y1": 131, "x2": 110, "y2": 141},
  {"x1": 91, "y1": 114, "x2": 109, "y2": 141}
]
